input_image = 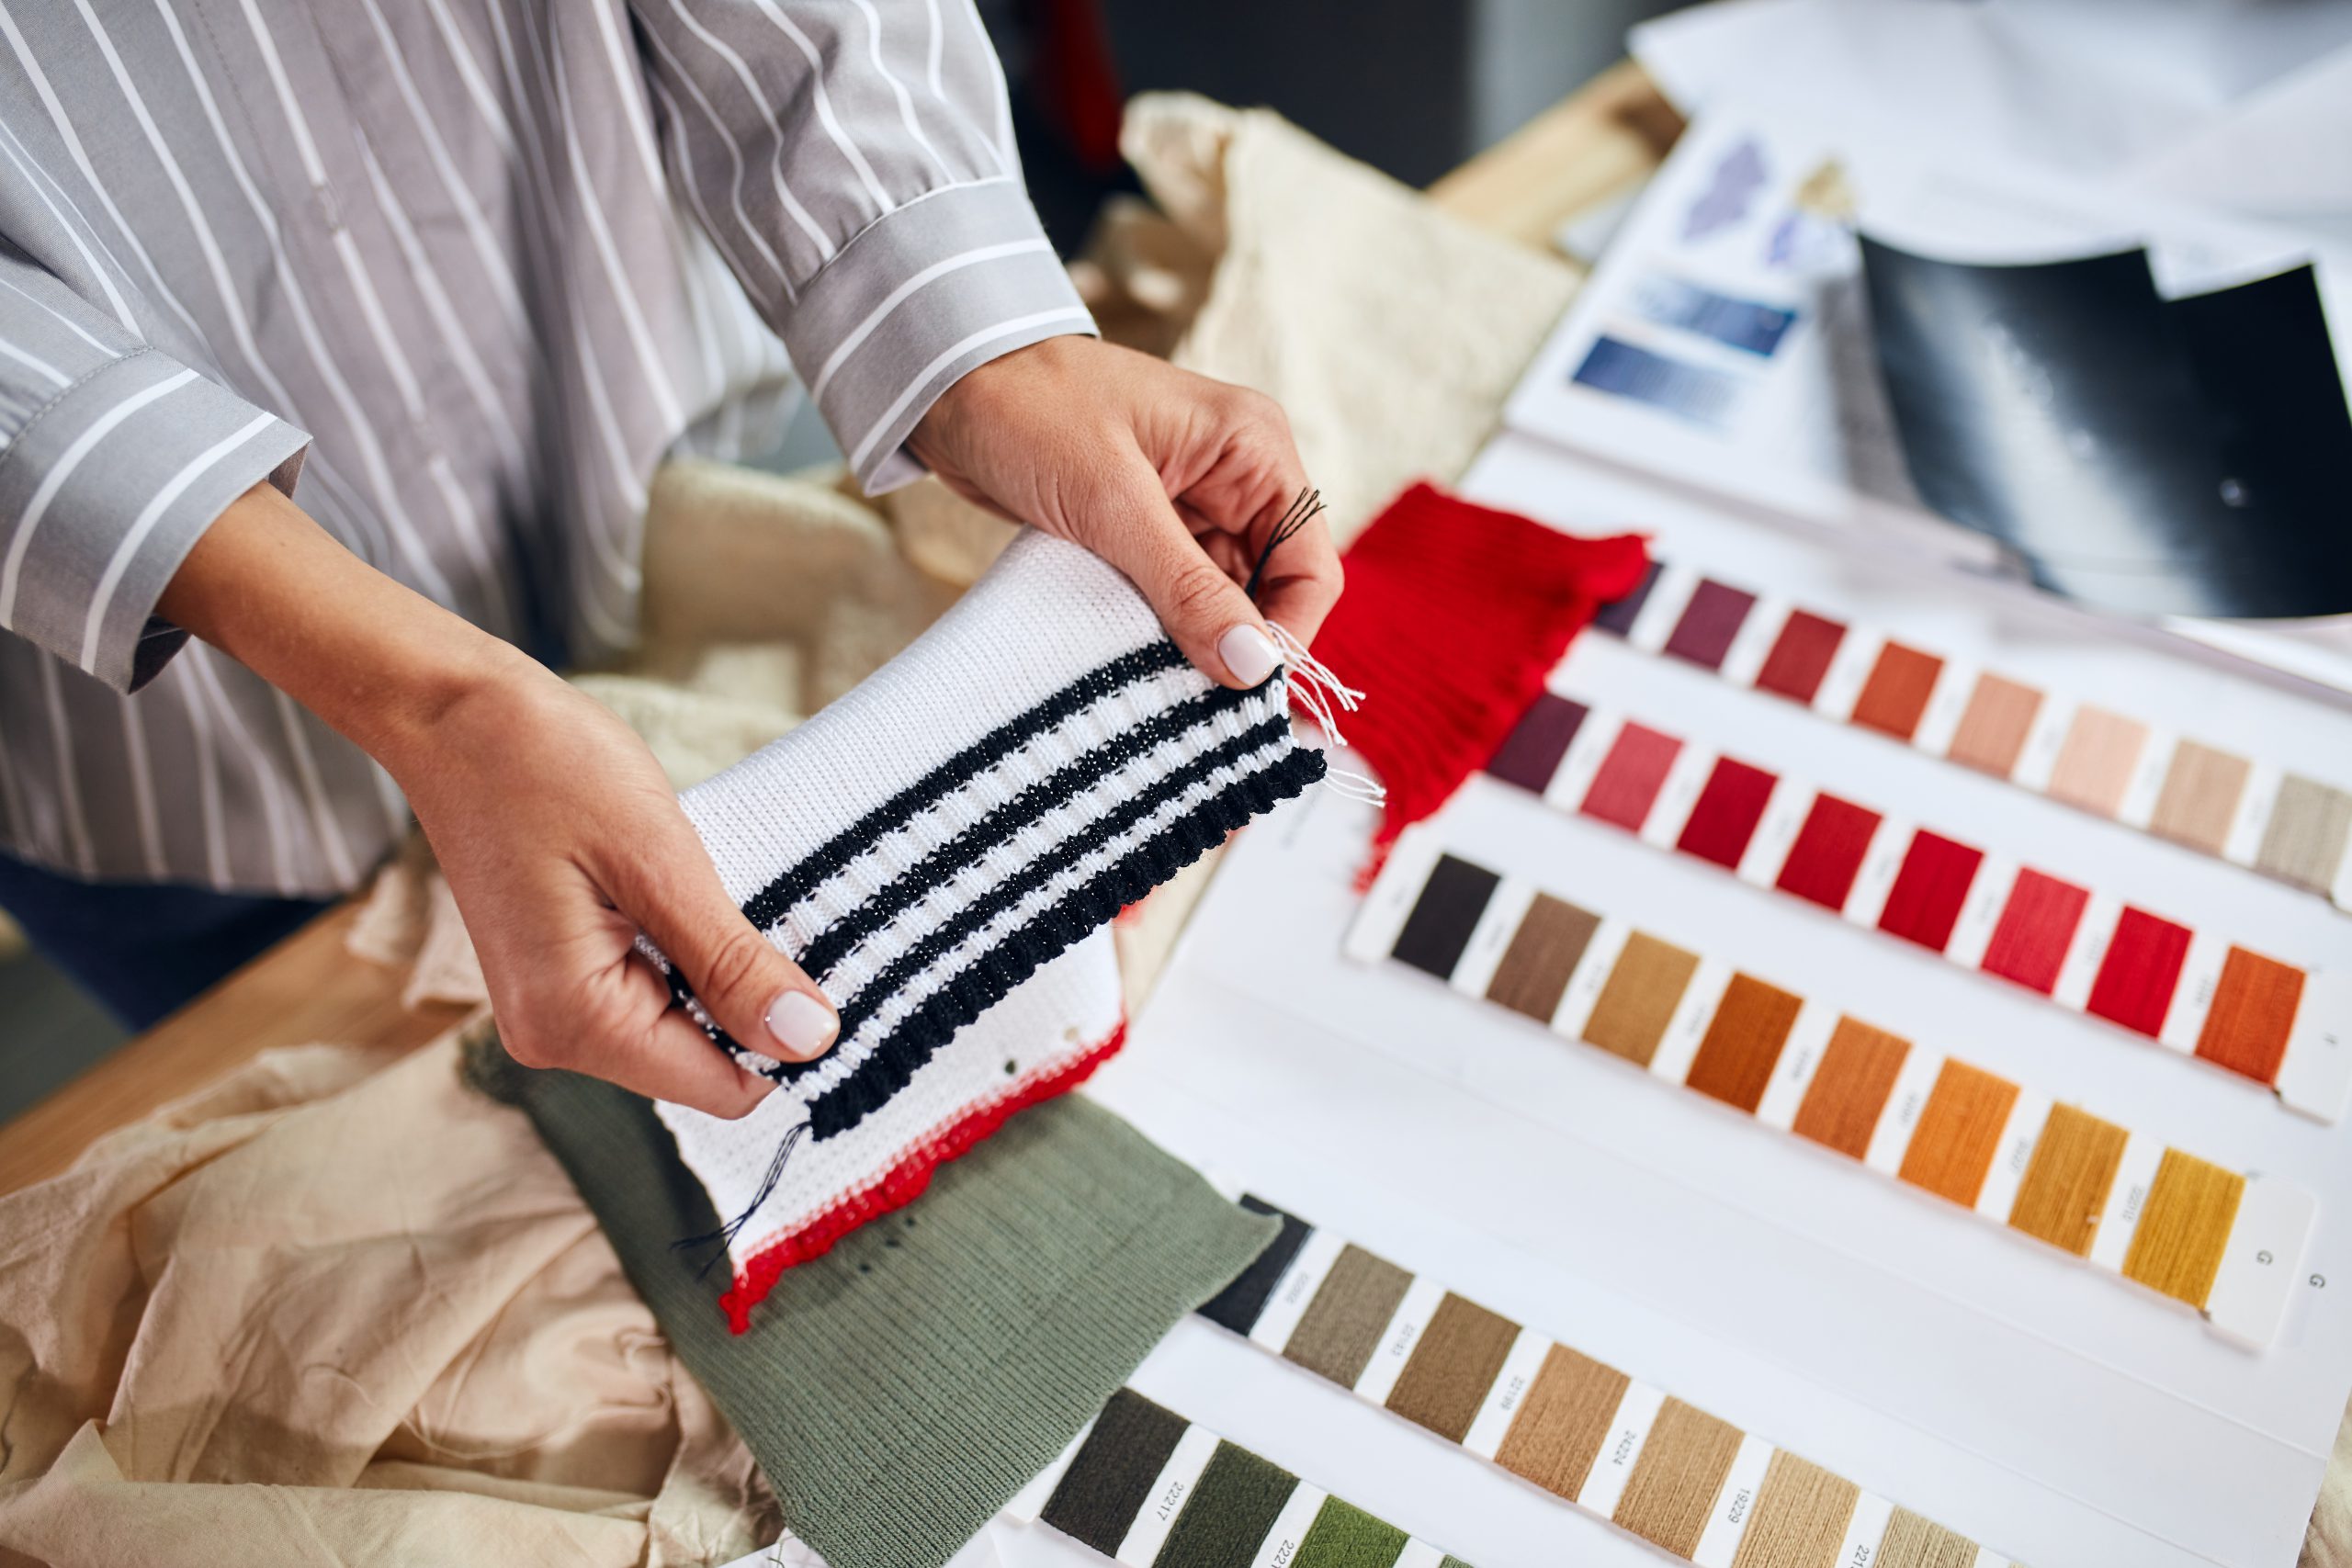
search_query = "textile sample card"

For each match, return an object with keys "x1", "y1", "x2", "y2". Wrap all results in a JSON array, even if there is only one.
[
  {"x1": 1011, "y1": 1387, "x2": 1476, "y2": 1567},
  {"x1": 488, "y1": 1043, "x2": 1279, "y2": 1568},
  {"x1": 648, "y1": 528, "x2": 1329, "y2": 1324}
]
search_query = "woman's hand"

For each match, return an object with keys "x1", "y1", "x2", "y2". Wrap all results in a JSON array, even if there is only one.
[
  {"x1": 910, "y1": 337, "x2": 1343, "y2": 688},
  {"x1": 160, "y1": 482, "x2": 831, "y2": 1118}
]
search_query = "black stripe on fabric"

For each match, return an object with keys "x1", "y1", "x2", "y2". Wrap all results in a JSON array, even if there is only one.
[
  {"x1": 801, "y1": 743, "x2": 1325, "y2": 1137},
  {"x1": 666, "y1": 720, "x2": 1323, "y2": 1134},
  {"x1": 1390, "y1": 854, "x2": 1500, "y2": 979},
  {"x1": 737, "y1": 641, "x2": 1188, "y2": 933},
  {"x1": 1198, "y1": 1195, "x2": 1312, "y2": 1335},
  {"x1": 1041, "y1": 1388, "x2": 1190, "y2": 1553},
  {"x1": 824, "y1": 714, "x2": 1293, "y2": 1045},
  {"x1": 797, "y1": 684, "x2": 1250, "y2": 981}
]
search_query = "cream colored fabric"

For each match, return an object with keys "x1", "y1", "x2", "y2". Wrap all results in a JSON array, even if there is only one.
[{"x1": 0, "y1": 1034, "x2": 784, "y2": 1567}]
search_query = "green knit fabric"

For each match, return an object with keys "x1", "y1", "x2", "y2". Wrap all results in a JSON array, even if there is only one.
[{"x1": 498, "y1": 1056, "x2": 1276, "y2": 1568}]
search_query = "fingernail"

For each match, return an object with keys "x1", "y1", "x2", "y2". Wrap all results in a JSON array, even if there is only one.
[
  {"x1": 1218, "y1": 622, "x2": 1281, "y2": 686},
  {"x1": 766, "y1": 989, "x2": 838, "y2": 1061}
]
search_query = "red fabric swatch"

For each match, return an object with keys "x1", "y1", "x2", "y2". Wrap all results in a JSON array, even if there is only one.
[
  {"x1": 1877, "y1": 830, "x2": 1984, "y2": 952},
  {"x1": 2087, "y1": 908, "x2": 2192, "y2": 1037},
  {"x1": 1677, "y1": 757, "x2": 1777, "y2": 869},
  {"x1": 1302, "y1": 482, "x2": 1650, "y2": 857}
]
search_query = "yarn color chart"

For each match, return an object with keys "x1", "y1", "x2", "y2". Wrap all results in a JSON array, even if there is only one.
[
  {"x1": 1011, "y1": 1389, "x2": 1473, "y2": 1568},
  {"x1": 1596, "y1": 559, "x2": 2352, "y2": 908},
  {"x1": 1191, "y1": 1196, "x2": 2024, "y2": 1568},
  {"x1": 1483, "y1": 690, "x2": 2352, "y2": 1120},
  {"x1": 1346, "y1": 832, "x2": 2313, "y2": 1346}
]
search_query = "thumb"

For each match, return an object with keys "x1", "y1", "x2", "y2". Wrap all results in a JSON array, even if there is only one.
[
  {"x1": 629, "y1": 852, "x2": 841, "y2": 1066},
  {"x1": 1092, "y1": 453, "x2": 1282, "y2": 691}
]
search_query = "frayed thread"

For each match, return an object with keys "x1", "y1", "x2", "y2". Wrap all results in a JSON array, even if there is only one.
[
  {"x1": 674, "y1": 1117, "x2": 809, "y2": 1279},
  {"x1": 1270, "y1": 622, "x2": 1385, "y2": 807}
]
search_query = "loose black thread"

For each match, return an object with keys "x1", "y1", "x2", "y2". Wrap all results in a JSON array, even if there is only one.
[
  {"x1": 1242, "y1": 486, "x2": 1324, "y2": 602},
  {"x1": 673, "y1": 1116, "x2": 808, "y2": 1277}
]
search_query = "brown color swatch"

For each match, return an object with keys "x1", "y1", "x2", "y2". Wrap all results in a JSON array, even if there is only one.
[
  {"x1": 1877, "y1": 1507, "x2": 1979, "y2": 1568},
  {"x1": 2256, "y1": 775, "x2": 2352, "y2": 894},
  {"x1": 2196, "y1": 947, "x2": 2305, "y2": 1085},
  {"x1": 1284, "y1": 1245, "x2": 1413, "y2": 1387},
  {"x1": 1685, "y1": 974, "x2": 1803, "y2": 1114},
  {"x1": 1849, "y1": 642, "x2": 1944, "y2": 739},
  {"x1": 1585, "y1": 932, "x2": 1700, "y2": 1066},
  {"x1": 2149, "y1": 740, "x2": 2251, "y2": 854},
  {"x1": 1487, "y1": 894, "x2": 1600, "y2": 1023},
  {"x1": 2047, "y1": 706, "x2": 2151, "y2": 817},
  {"x1": 1730, "y1": 1450, "x2": 1860, "y2": 1568},
  {"x1": 1946, "y1": 673, "x2": 2041, "y2": 777},
  {"x1": 1385, "y1": 1292, "x2": 1521, "y2": 1443},
  {"x1": 1792, "y1": 1019, "x2": 1909, "y2": 1160},
  {"x1": 1898, "y1": 1060, "x2": 2019, "y2": 1208},
  {"x1": 2123, "y1": 1149, "x2": 2245, "y2": 1308},
  {"x1": 1494, "y1": 1345, "x2": 1630, "y2": 1503},
  {"x1": 2007, "y1": 1104, "x2": 2128, "y2": 1256},
  {"x1": 1613, "y1": 1398, "x2": 1744, "y2": 1557}
]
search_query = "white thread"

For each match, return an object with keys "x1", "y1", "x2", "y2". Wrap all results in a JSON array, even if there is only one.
[{"x1": 1268, "y1": 623, "x2": 1387, "y2": 806}]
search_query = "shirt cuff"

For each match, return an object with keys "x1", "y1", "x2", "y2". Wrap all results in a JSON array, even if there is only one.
[
  {"x1": 0, "y1": 349, "x2": 309, "y2": 692},
  {"x1": 783, "y1": 177, "x2": 1098, "y2": 494}
]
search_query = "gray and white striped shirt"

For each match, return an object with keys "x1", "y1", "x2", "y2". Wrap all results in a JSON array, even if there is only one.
[{"x1": 0, "y1": 0, "x2": 1092, "y2": 896}]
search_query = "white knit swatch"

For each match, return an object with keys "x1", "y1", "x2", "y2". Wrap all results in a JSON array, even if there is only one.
[{"x1": 649, "y1": 528, "x2": 1325, "y2": 1318}]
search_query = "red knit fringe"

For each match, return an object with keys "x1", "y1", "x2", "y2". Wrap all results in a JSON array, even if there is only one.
[
  {"x1": 1301, "y1": 482, "x2": 1649, "y2": 861},
  {"x1": 719, "y1": 1021, "x2": 1128, "y2": 1333}
]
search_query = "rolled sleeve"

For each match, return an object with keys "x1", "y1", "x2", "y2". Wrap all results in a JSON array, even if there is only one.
[
  {"x1": 634, "y1": 0, "x2": 1095, "y2": 495},
  {"x1": 793, "y1": 179, "x2": 1095, "y2": 492},
  {"x1": 0, "y1": 345, "x2": 308, "y2": 692}
]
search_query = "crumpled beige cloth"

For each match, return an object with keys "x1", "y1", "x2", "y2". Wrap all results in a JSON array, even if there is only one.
[{"x1": 0, "y1": 1034, "x2": 782, "y2": 1567}]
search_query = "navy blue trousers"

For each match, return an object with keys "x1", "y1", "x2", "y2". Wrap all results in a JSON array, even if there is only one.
[{"x1": 0, "y1": 853, "x2": 334, "y2": 1030}]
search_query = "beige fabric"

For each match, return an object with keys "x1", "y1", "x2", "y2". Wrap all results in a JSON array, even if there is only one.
[{"x1": 0, "y1": 1034, "x2": 783, "y2": 1567}]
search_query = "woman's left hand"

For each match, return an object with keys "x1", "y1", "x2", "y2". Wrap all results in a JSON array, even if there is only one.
[{"x1": 909, "y1": 337, "x2": 1342, "y2": 690}]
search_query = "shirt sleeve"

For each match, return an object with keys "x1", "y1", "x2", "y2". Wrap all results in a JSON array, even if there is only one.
[
  {"x1": 0, "y1": 243, "x2": 309, "y2": 694},
  {"x1": 632, "y1": 0, "x2": 1097, "y2": 493}
]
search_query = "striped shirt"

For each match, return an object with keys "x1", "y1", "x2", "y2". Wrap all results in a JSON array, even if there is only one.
[{"x1": 0, "y1": 0, "x2": 1093, "y2": 897}]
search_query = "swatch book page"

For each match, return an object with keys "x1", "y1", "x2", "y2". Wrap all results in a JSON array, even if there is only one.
[{"x1": 1027, "y1": 440, "x2": 2352, "y2": 1568}]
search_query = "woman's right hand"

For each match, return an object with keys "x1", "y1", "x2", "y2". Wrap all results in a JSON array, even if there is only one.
[{"x1": 160, "y1": 480, "x2": 833, "y2": 1118}]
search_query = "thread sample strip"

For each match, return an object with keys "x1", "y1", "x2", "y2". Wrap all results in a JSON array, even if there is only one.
[
  {"x1": 1595, "y1": 558, "x2": 2352, "y2": 908},
  {"x1": 1346, "y1": 834, "x2": 2314, "y2": 1347},
  {"x1": 1482, "y1": 688, "x2": 2352, "y2": 1122},
  {"x1": 1193, "y1": 1195, "x2": 2024, "y2": 1568},
  {"x1": 1011, "y1": 1387, "x2": 1473, "y2": 1568}
]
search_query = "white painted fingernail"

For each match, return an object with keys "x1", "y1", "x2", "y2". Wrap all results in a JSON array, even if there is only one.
[
  {"x1": 766, "y1": 990, "x2": 838, "y2": 1060},
  {"x1": 1218, "y1": 623, "x2": 1281, "y2": 686}
]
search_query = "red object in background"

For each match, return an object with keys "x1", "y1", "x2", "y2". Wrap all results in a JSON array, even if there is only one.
[
  {"x1": 1299, "y1": 482, "x2": 1651, "y2": 862},
  {"x1": 1028, "y1": 0, "x2": 1125, "y2": 172}
]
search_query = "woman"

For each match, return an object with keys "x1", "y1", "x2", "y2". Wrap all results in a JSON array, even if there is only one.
[{"x1": 0, "y1": 0, "x2": 1339, "y2": 1115}]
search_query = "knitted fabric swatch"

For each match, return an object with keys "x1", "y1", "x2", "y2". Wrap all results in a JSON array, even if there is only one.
[
  {"x1": 668, "y1": 932, "x2": 1125, "y2": 1328},
  {"x1": 485, "y1": 1044, "x2": 1279, "y2": 1568},
  {"x1": 648, "y1": 527, "x2": 1326, "y2": 1320},
  {"x1": 1307, "y1": 482, "x2": 1649, "y2": 856}
]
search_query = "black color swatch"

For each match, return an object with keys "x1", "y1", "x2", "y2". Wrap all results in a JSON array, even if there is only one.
[
  {"x1": 1042, "y1": 1387, "x2": 1190, "y2": 1553},
  {"x1": 1197, "y1": 1195, "x2": 1312, "y2": 1336},
  {"x1": 1390, "y1": 854, "x2": 1501, "y2": 980}
]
